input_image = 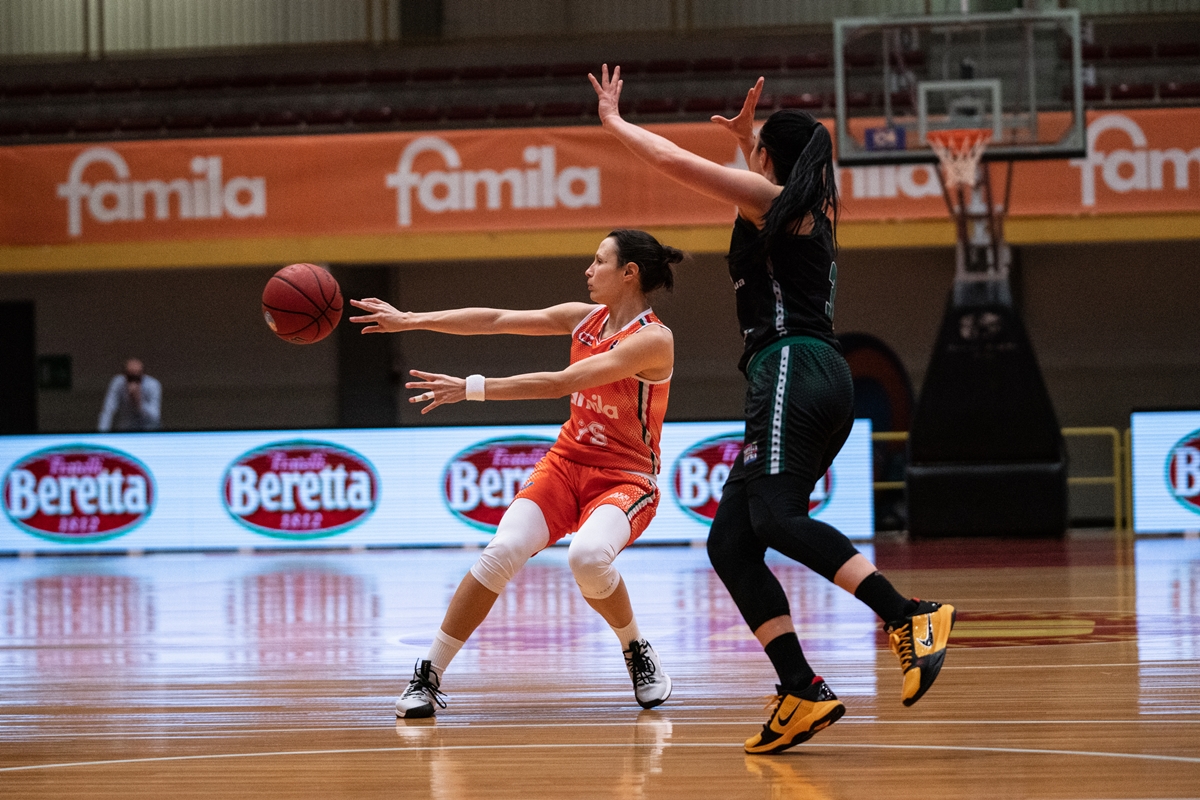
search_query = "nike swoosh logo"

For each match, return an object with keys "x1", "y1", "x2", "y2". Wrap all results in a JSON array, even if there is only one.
[
  {"x1": 774, "y1": 701, "x2": 800, "y2": 728},
  {"x1": 917, "y1": 617, "x2": 934, "y2": 649}
]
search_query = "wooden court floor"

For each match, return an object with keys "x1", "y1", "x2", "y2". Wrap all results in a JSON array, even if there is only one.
[{"x1": 1, "y1": 532, "x2": 1198, "y2": 799}]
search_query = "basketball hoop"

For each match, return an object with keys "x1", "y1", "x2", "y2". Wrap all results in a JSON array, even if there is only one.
[{"x1": 928, "y1": 129, "x2": 991, "y2": 190}]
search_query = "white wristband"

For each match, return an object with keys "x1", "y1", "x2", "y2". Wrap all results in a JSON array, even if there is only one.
[{"x1": 465, "y1": 374, "x2": 486, "y2": 401}]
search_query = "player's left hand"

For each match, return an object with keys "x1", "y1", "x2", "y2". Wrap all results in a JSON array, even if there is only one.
[
  {"x1": 406, "y1": 369, "x2": 465, "y2": 414},
  {"x1": 349, "y1": 298, "x2": 416, "y2": 333},
  {"x1": 711, "y1": 76, "x2": 764, "y2": 142},
  {"x1": 589, "y1": 64, "x2": 623, "y2": 125}
]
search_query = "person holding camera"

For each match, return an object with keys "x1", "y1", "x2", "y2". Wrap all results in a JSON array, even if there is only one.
[{"x1": 98, "y1": 358, "x2": 161, "y2": 432}]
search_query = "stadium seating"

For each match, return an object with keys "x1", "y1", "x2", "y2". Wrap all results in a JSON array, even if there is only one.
[
  {"x1": 493, "y1": 102, "x2": 538, "y2": 119},
  {"x1": 443, "y1": 104, "x2": 492, "y2": 121},
  {"x1": 394, "y1": 106, "x2": 440, "y2": 122},
  {"x1": 1111, "y1": 83, "x2": 1156, "y2": 101},
  {"x1": 632, "y1": 97, "x2": 679, "y2": 115},
  {"x1": 681, "y1": 96, "x2": 727, "y2": 113},
  {"x1": 692, "y1": 57, "x2": 735, "y2": 73},
  {"x1": 538, "y1": 101, "x2": 588, "y2": 118},
  {"x1": 645, "y1": 59, "x2": 689, "y2": 75},
  {"x1": 350, "y1": 106, "x2": 394, "y2": 124},
  {"x1": 1161, "y1": 81, "x2": 1200, "y2": 98},
  {"x1": 779, "y1": 92, "x2": 825, "y2": 110},
  {"x1": 305, "y1": 108, "x2": 350, "y2": 126},
  {"x1": 258, "y1": 110, "x2": 300, "y2": 127},
  {"x1": 163, "y1": 113, "x2": 210, "y2": 131},
  {"x1": 1107, "y1": 43, "x2": 1154, "y2": 59},
  {"x1": 0, "y1": 22, "x2": 1196, "y2": 145}
]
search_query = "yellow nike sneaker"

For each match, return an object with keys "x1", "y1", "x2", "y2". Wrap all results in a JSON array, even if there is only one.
[
  {"x1": 744, "y1": 678, "x2": 845, "y2": 755},
  {"x1": 885, "y1": 600, "x2": 956, "y2": 706}
]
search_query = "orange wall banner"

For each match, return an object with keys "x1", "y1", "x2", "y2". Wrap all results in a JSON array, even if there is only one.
[{"x1": 1, "y1": 108, "x2": 1198, "y2": 248}]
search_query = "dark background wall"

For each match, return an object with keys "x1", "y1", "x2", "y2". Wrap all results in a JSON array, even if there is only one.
[{"x1": 2, "y1": 237, "x2": 1197, "y2": 434}]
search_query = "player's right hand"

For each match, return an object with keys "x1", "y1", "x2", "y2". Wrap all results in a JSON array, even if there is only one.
[
  {"x1": 589, "y1": 64, "x2": 623, "y2": 125},
  {"x1": 406, "y1": 370, "x2": 465, "y2": 414}
]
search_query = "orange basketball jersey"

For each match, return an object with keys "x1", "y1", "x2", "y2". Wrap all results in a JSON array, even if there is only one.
[{"x1": 550, "y1": 306, "x2": 671, "y2": 475}]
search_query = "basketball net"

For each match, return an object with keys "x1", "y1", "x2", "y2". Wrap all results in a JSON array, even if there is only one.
[
  {"x1": 928, "y1": 129, "x2": 991, "y2": 190},
  {"x1": 928, "y1": 129, "x2": 1010, "y2": 282}
]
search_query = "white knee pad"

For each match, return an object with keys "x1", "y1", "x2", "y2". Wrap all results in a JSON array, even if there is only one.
[
  {"x1": 568, "y1": 504, "x2": 631, "y2": 600},
  {"x1": 469, "y1": 498, "x2": 550, "y2": 594}
]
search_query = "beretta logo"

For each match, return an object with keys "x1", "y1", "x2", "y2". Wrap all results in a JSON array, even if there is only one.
[
  {"x1": 673, "y1": 433, "x2": 833, "y2": 522},
  {"x1": 444, "y1": 436, "x2": 554, "y2": 531},
  {"x1": 1167, "y1": 428, "x2": 1200, "y2": 515},
  {"x1": 3, "y1": 444, "x2": 154, "y2": 543},
  {"x1": 673, "y1": 433, "x2": 742, "y2": 522},
  {"x1": 223, "y1": 441, "x2": 378, "y2": 539},
  {"x1": 809, "y1": 469, "x2": 834, "y2": 515}
]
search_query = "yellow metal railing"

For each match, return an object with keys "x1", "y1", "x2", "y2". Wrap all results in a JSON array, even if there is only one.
[
  {"x1": 870, "y1": 426, "x2": 1130, "y2": 530},
  {"x1": 1061, "y1": 427, "x2": 1124, "y2": 530},
  {"x1": 1124, "y1": 427, "x2": 1133, "y2": 533}
]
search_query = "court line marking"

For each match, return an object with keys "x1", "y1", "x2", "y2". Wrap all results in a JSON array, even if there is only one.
[
  {"x1": 8, "y1": 716, "x2": 1200, "y2": 740},
  {"x1": 3, "y1": 740, "x2": 1200, "y2": 773},
  {"x1": 948, "y1": 661, "x2": 1200, "y2": 669}
]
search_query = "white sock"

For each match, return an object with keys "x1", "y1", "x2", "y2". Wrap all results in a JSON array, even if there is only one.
[
  {"x1": 613, "y1": 617, "x2": 643, "y2": 650},
  {"x1": 427, "y1": 629, "x2": 466, "y2": 677}
]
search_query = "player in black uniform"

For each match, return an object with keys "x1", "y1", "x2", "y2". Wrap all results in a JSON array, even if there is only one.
[{"x1": 591, "y1": 66, "x2": 956, "y2": 754}]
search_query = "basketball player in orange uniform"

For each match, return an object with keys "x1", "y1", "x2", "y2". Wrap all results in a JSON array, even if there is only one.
[{"x1": 348, "y1": 229, "x2": 683, "y2": 717}]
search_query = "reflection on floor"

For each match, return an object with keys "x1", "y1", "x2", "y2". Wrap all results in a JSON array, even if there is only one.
[{"x1": 0, "y1": 532, "x2": 1198, "y2": 798}]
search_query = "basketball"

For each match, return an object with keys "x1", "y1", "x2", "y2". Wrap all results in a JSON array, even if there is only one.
[{"x1": 261, "y1": 263, "x2": 343, "y2": 344}]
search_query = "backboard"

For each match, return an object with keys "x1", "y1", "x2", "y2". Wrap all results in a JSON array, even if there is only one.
[{"x1": 833, "y1": 8, "x2": 1085, "y2": 166}]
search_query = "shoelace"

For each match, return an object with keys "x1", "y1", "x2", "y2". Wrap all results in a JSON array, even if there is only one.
[
  {"x1": 888, "y1": 624, "x2": 914, "y2": 671},
  {"x1": 624, "y1": 640, "x2": 658, "y2": 687},
  {"x1": 754, "y1": 694, "x2": 786, "y2": 735},
  {"x1": 403, "y1": 663, "x2": 447, "y2": 709},
  {"x1": 761, "y1": 694, "x2": 784, "y2": 714}
]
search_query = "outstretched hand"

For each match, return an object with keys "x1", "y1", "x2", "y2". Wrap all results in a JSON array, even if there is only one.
[
  {"x1": 588, "y1": 63, "x2": 623, "y2": 125},
  {"x1": 711, "y1": 76, "x2": 764, "y2": 143},
  {"x1": 348, "y1": 297, "x2": 414, "y2": 334},
  {"x1": 406, "y1": 369, "x2": 465, "y2": 414}
]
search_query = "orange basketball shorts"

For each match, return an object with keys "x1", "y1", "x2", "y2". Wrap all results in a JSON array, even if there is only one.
[{"x1": 514, "y1": 450, "x2": 660, "y2": 547}]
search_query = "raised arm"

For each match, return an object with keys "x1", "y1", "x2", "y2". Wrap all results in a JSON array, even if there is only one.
[
  {"x1": 590, "y1": 65, "x2": 780, "y2": 220},
  {"x1": 349, "y1": 298, "x2": 595, "y2": 337},
  {"x1": 406, "y1": 325, "x2": 673, "y2": 414}
]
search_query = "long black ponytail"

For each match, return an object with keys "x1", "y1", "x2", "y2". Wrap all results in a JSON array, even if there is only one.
[{"x1": 755, "y1": 109, "x2": 839, "y2": 252}]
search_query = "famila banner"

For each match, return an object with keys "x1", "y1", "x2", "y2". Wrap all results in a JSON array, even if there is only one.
[
  {"x1": 0, "y1": 421, "x2": 872, "y2": 553},
  {"x1": 1, "y1": 109, "x2": 1197, "y2": 248}
]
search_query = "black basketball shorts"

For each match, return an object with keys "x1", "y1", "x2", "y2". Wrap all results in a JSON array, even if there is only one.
[{"x1": 737, "y1": 336, "x2": 855, "y2": 486}]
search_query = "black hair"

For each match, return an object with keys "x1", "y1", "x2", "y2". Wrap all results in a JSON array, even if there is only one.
[
  {"x1": 606, "y1": 229, "x2": 684, "y2": 293},
  {"x1": 755, "y1": 109, "x2": 839, "y2": 251}
]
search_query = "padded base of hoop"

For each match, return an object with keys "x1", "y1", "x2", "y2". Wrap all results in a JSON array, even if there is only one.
[
  {"x1": 906, "y1": 459, "x2": 1068, "y2": 538},
  {"x1": 905, "y1": 283, "x2": 1067, "y2": 537}
]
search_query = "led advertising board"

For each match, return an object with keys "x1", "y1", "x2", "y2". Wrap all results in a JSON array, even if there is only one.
[
  {"x1": 1, "y1": 420, "x2": 873, "y2": 554},
  {"x1": 1131, "y1": 410, "x2": 1200, "y2": 533}
]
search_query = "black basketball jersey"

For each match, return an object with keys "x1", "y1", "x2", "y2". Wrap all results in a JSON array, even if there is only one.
[{"x1": 727, "y1": 213, "x2": 841, "y2": 373}]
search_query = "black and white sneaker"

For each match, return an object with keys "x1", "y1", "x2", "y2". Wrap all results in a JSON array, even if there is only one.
[
  {"x1": 623, "y1": 639, "x2": 672, "y2": 709},
  {"x1": 395, "y1": 659, "x2": 447, "y2": 718}
]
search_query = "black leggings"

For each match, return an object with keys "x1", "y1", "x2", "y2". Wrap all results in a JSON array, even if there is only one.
[
  {"x1": 707, "y1": 465, "x2": 860, "y2": 632},
  {"x1": 708, "y1": 337, "x2": 860, "y2": 632}
]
